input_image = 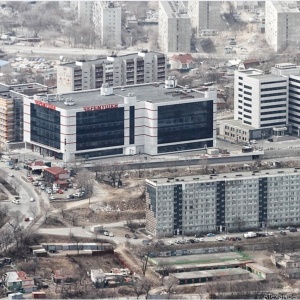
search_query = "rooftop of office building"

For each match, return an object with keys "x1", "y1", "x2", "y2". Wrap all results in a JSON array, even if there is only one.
[
  {"x1": 160, "y1": 1, "x2": 190, "y2": 18},
  {"x1": 32, "y1": 82, "x2": 210, "y2": 110},
  {"x1": 147, "y1": 167, "x2": 300, "y2": 185}
]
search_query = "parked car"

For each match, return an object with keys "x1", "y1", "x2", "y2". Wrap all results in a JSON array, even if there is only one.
[
  {"x1": 216, "y1": 237, "x2": 223, "y2": 241},
  {"x1": 58, "y1": 189, "x2": 64, "y2": 194},
  {"x1": 280, "y1": 231, "x2": 287, "y2": 235},
  {"x1": 109, "y1": 232, "x2": 114, "y2": 237},
  {"x1": 103, "y1": 231, "x2": 109, "y2": 236},
  {"x1": 40, "y1": 185, "x2": 45, "y2": 190},
  {"x1": 229, "y1": 237, "x2": 236, "y2": 241},
  {"x1": 73, "y1": 192, "x2": 81, "y2": 197},
  {"x1": 125, "y1": 233, "x2": 131, "y2": 238},
  {"x1": 12, "y1": 199, "x2": 20, "y2": 205},
  {"x1": 143, "y1": 239, "x2": 150, "y2": 245},
  {"x1": 290, "y1": 227, "x2": 297, "y2": 232},
  {"x1": 278, "y1": 227, "x2": 285, "y2": 231},
  {"x1": 14, "y1": 166, "x2": 19, "y2": 170},
  {"x1": 66, "y1": 194, "x2": 75, "y2": 199},
  {"x1": 235, "y1": 237, "x2": 242, "y2": 240},
  {"x1": 207, "y1": 233, "x2": 215, "y2": 237},
  {"x1": 50, "y1": 196, "x2": 56, "y2": 200},
  {"x1": 30, "y1": 198, "x2": 35, "y2": 202},
  {"x1": 133, "y1": 234, "x2": 138, "y2": 239},
  {"x1": 8, "y1": 173, "x2": 14, "y2": 177}
]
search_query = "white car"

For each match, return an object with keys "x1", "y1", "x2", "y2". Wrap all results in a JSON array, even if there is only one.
[
  {"x1": 250, "y1": 139, "x2": 257, "y2": 144},
  {"x1": 73, "y1": 192, "x2": 81, "y2": 197},
  {"x1": 168, "y1": 240, "x2": 174, "y2": 245},
  {"x1": 8, "y1": 173, "x2": 14, "y2": 177},
  {"x1": 197, "y1": 238, "x2": 204, "y2": 242},
  {"x1": 50, "y1": 196, "x2": 56, "y2": 200},
  {"x1": 103, "y1": 231, "x2": 109, "y2": 236},
  {"x1": 12, "y1": 199, "x2": 20, "y2": 205},
  {"x1": 109, "y1": 232, "x2": 114, "y2": 237},
  {"x1": 40, "y1": 185, "x2": 45, "y2": 190},
  {"x1": 147, "y1": 235, "x2": 153, "y2": 240},
  {"x1": 30, "y1": 198, "x2": 35, "y2": 202},
  {"x1": 216, "y1": 237, "x2": 223, "y2": 241}
]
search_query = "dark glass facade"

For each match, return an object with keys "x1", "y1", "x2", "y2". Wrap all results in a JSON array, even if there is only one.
[
  {"x1": 129, "y1": 106, "x2": 135, "y2": 144},
  {"x1": 76, "y1": 108, "x2": 124, "y2": 151},
  {"x1": 75, "y1": 148, "x2": 123, "y2": 159},
  {"x1": 158, "y1": 140, "x2": 213, "y2": 154},
  {"x1": 30, "y1": 104, "x2": 61, "y2": 149},
  {"x1": 157, "y1": 101, "x2": 214, "y2": 144}
]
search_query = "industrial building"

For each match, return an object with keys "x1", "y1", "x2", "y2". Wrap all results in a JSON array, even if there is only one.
[
  {"x1": 56, "y1": 51, "x2": 166, "y2": 93},
  {"x1": 265, "y1": 1, "x2": 300, "y2": 52},
  {"x1": 146, "y1": 167, "x2": 300, "y2": 237},
  {"x1": 23, "y1": 79, "x2": 216, "y2": 162},
  {"x1": 158, "y1": 1, "x2": 191, "y2": 53}
]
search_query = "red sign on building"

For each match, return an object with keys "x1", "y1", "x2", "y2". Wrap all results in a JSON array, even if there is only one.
[
  {"x1": 35, "y1": 100, "x2": 56, "y2": 110},
  {"x1": 83, "y1": 104, "x2": 118, "y2": 111}
]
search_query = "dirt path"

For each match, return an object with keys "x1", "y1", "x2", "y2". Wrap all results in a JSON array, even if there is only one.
[{"x1": 114, "y1": 243, "x2": 160, "y2": 285}]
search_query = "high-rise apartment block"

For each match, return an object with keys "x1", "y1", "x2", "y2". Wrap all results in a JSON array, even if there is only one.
[
  {"x1": 57, "y1": 51, "x2": 167, "y2": 94},
  {"x1": 188, "y1": 1, "x2": 223, "y2": 37},
  {"x1": 93, "y1": 1, "x2": 122, "y2": 48},
  {"x1": 265, "y1": 1, "x2": 300, "y2": 52},
  {"x1": 77, "y1": 1, "x2": 94, "y2": 25},
  {"x1": 158, "y1": 1, "x2": 191, "y2": 53},
  {"x1": 146, "y1": 168, "x2": 300, "y2": 237}
]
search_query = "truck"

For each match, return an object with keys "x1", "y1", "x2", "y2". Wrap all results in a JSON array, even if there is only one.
[{"x1": 243, "y1": 232, "x2": 257, "y2": 238}]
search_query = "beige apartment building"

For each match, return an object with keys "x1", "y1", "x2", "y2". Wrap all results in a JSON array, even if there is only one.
[{"x1": 56, "y1": 51, "x2": 166, "y2": 93}]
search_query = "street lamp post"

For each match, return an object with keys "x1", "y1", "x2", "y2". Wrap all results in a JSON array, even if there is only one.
[{"x1": 64, "y1": 138, "x2": 67, "y2": 169}]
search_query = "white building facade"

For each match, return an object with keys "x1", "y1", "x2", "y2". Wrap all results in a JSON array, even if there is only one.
[
  {"x1": 265, "y1": 1, "x2": 300, "y2": 52},
  {"x1": 234, "y1": 69, "x2": 288, "y2": 130},
  {"x1": 158, "y1": 1, "x2": 191, "y2": 53},
  {"x1": 93, "y1": 1, "x2": 121, "y2": 48},
  {"x1": 146, "y1": 168, "x2": 300, "y2": 237}
]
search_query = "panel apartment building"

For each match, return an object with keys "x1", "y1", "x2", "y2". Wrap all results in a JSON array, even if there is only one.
[
  {"x1": 188, "y1": 1, "x2": 223, "y2": 37},
  {"x1": 158, "y1": 1, "x2": 191, "y2": 53},
  {"x1": 23, "y1": 79, "x2": 216, "y2": 162},
  {"x1": 265, "y1": 1, "x2": 300, "y2": 52},
  {"x1": 93, "y1": 1, "x2": 122, "y2": 48},
  {"x1": 146, "y1": 168, "x2": 300, "y2": 237},
  {"x1": 57, "y1": 51, "x2": 166, "y2": 93}
]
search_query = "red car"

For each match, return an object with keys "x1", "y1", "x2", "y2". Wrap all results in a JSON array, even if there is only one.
[{"x1": 58, "y1": 189, "x2": 64, "y2": 194}]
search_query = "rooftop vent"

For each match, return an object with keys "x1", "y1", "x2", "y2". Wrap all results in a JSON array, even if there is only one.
[
  {"x1": 101, "y1": 83, "x2": 113, "y2": 96},
  {"x1": 64, "y1": 98, "x2": 75, "y2": 106}
]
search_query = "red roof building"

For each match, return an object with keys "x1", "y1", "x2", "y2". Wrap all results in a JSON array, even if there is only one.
[
  {"x1": 43, "y1": 167, "x2": 70, "y2": 185},
  {"x1": 169, "y1": 53, "x2": 196, "y2": 70}
]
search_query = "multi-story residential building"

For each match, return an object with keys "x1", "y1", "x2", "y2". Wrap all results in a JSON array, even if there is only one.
[
  {"x1": 188, "y1": 1, "x2": 223, "y2": 37},
  {"x1": 0, "y1": 83, "x2": 48, "y2": 150},
  {"x1": 23, "y1": 79, "x2": 216, "y2": 162},
  {"x1": 158, "y1": 1, "x2": 191, "y2": 53},
  {"x1": 56, "y1": 50, "x2": 166, "y2": 93},
  {"x1": 265, "y1": 1, "x2": 300, "y2": 52},
  {"x1": 77, "y1": 1, "x2": 94, "y2": 25},
  {"x1": 146, "y1": 167, "x2": 300, "y2": 237},
  {"x1": 93, "y1": 1, "x2": 121, "y2": 48},
  {"x1": 234, "y1": 68, "x2": 289, "y2": 131}
]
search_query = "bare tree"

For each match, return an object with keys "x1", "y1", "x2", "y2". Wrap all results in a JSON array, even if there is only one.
[
  {"x1": 132, "y1": 277, "x2": 153, "y2": 299},
  {"x1": 76, "y1": 168, "x2": 94, "y2": 205},
  {"x1": 163, "y1": 276, "x2": 178, "y2": 298},
  {"x1": 158, "y1": 262, "x2": 173, "y2": 286},
  {"x1": 69, "y1": 232, "x2": 82, "y2": 255}
]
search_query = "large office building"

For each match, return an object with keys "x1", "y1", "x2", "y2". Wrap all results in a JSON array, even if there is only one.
[
  {"x1": 93, "y1": 1, "x2": 122, "y2": 48},
  {"x1": 146, "y1": 167, "x2": 300, "y2": 237},
  {"x1": 188, "y1": 1, "x2": 223, "y2": 37},
  {"x1": 234, "y1": 67, "x2": 289, "y2": 131},
  {"x1": 57, "y1": 51, "x2": 166, "y2": 93},
  {"x1": 158, "y1": 1, "x2": 191, "y2": 53},
  {"x1": 231, "y1": 63, "x2": 300, "y2": 139},
  {"x1": 265, "y1": 1, "x2": 300, "y2": 52},
  {"x1": 23, "y1": 79, "x2": 216, "y2": 162}
]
